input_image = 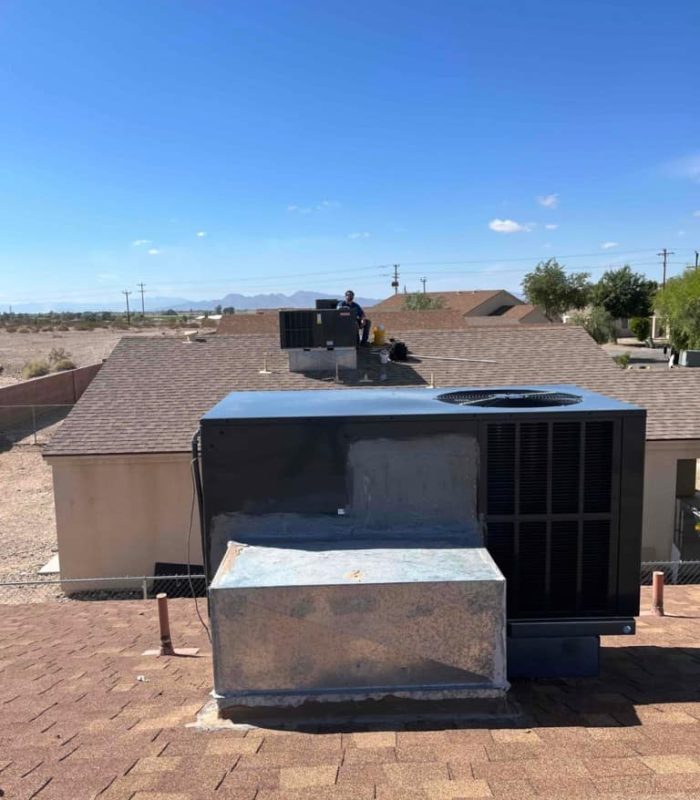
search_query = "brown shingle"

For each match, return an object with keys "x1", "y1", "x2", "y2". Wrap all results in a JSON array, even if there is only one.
[
  {"x1": 42, "y1": 327, "x2": 700, "y2": 457},
  {"x1": 371, "y1": 290, "x2": 505, "y2": 313}
]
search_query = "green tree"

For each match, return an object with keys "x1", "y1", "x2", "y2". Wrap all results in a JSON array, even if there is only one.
[
  {"x1": 521, "y1": 259, "x2": 590, "y2": 320},
  {"x1": 593, "y1": 265, "x2": 656, "y2": 319},
  {"x1": 402, "y1": 293, "x2": 445, "y2": 311},
  {"x1": 655, "y1": 268, "x2": 700, "y2": 350},
  {"x1": 215, "y1": 304, "x2": 223, "y2": 315},
  {"x1": 222, "y1": 306, "x2": 235, "y2": 315}
]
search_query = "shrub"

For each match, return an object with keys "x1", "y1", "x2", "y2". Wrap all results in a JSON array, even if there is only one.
[
  {"x1": 57, "y1": 324, "x2": 70, "y2": 331},
  {"x1": 630, "y1": 316, "x2": 651, "y2": 342},
  {"x1": 569, "y1": 306, "x2": 616, "y2": 344},
  {"x1": 613, "y1": 353, "x2": 631, "y2": 368},
  {"x1": 53, "y1": 358, "x2": 77, "y2": 371},
  {"x1": 17, "y1": 327, "x2": 30, "y2": 333},
  {"x1": 22, "y1": 359, "x2": 50, "y2": 379},
  {"x1": 5, "y1": 325, "x2": 17, "y2": 333},
  {"x1": 48, "y1": 347, "x2": 71, "y2": 365}
]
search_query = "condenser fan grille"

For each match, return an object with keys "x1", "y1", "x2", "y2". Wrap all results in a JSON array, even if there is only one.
[{"x1": 437, "y1": 389, "x2": 582, "y2": 408}]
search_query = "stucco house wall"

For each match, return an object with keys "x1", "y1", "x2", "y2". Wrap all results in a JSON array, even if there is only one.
[
  {"x1": 642, "y1": 440, "x2": 700, "y2": 561},
  {"x1": 48, "y1": 453, "x2": 201, "y2": 586}
]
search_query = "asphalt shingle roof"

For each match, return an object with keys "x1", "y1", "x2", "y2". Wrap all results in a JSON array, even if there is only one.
[
  {"x1": 43, "y1": 326, "x2": 700, "y2": 456},
  {"x1": 4, "y1": 587, "x2": 700, "y2": 799},
  {"x1": 371, "y1": 290, "x2": 507, "y2": 313}
]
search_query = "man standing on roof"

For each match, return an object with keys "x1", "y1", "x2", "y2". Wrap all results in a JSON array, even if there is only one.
[{"x1": 338, "y1": 289, "x2": 371, "y2": 346}]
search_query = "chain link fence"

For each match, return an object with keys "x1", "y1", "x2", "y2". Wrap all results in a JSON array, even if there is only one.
[
  {"x1": 1, "y1": 563, "x2": 699, "y2": 605},
  {"x1": 640, "y1": 560, "x2": 700, "y2": 586},
  {"x1": 0, "y1": 574, "x2": 206, "y2": 605},
  {"x1": 0, "y1": 403, "x2": 73, "y2": 445}
]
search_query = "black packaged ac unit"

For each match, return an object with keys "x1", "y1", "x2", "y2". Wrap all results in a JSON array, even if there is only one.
[
  {"x1": 199, "y1": 385, "x2": 646, "y2": 678},
  {"x1": 279, "y1": 308, "x2": 357, "y2": 349}
]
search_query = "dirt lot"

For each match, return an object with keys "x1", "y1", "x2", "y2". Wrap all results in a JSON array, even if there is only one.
[
  {"x1": 0, "y1": 327, "x2": 190, "y2": 384},
  {"x1": 0, "y1": 441, "x2": 60, "y2": 601}
]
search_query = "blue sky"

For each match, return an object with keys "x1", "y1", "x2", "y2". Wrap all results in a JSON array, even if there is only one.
[{"x1": 1, "y1": 0, "x2": 699, "y2": 307}]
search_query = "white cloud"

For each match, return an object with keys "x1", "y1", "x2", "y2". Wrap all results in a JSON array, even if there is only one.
[
  {"x1": 288, "y1": 200, "x2": 340, "y2": 214},
  {"x1": 664, "y1": 153, "x2": 700, "y2": 183},
  {"x1": 196, "y1": 231, "x2": 207, "y2": 238},
  {"x1": 544, "y1": 223, "x2": 559, "y2": 230},
  {"x1": 147, "y1": 248, "x2": 160, "y2": 256},
  {"x1": 488, "y1": 218, "x2": 532, "y2": 233},
  {"x1": 537, "y1": 194, "x2": 559, "y2": 209},
  {"x1": 132, "y1": 239, "x2": 152, "y2": 246},
  {"x1": 600, "y1": 241, "x2": 619, "y2": 250},
  {"x1": 678, "y1": 230, "x2": 686, "y2": 237},
  {"x1": 693, "y1": 210, "x2": 700, "y2": 217},
  {"x1": 348, "y1": 232, "x2": 371, "y2": 239}
]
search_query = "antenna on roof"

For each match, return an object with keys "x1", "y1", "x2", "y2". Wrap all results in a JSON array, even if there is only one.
[{"x1": 258, "y1": 353, "x2": 272, "y2": 375}]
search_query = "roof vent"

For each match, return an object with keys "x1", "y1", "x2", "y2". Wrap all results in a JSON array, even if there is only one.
[{"x1": 437, "y1": 389, "x2": 582, "y2": 408}]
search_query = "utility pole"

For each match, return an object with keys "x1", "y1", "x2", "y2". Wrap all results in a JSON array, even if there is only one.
[
  {"x1": 657, "y1": 249, "x2": 674, "y2": 289},
  {"x1": 137, "y1": 282, "x2": 146, "y2": 317},
  {"x1": 420, "y1": 277, "x2": 427, "y2": 293},
  {"x1": 391, "y1": 264, "x2": 400, "y2": 295},
  {"x1": 122, "y1": 290, "x2": 132, "y2": 325},
  {"x1": 695, "y1": 250, "x2": 699, "y2": 271}
]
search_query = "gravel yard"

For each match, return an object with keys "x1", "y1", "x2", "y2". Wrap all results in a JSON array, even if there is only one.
[
  {"x1": 0, "y1": 442, "x2": 61, "y2": 602},
  {"x1": 0, "y1": 327, "x2": 185, "y2": 382}
]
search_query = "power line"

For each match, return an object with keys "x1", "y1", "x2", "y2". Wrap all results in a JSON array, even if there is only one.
[
  {"x1": 391, "y1": 264, "x2": 400, "y2": 295},
  {"x1": 137, "y1": 283, "x2": 146, "y2": 317},
  {"x1": 122, "y1": 290, "x2": 132, "y2": 325},
  {"x1": 657, "y1": 249, "x2": 674, "y2": 289}
]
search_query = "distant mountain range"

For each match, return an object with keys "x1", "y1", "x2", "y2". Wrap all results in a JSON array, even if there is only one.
[{"x1": 7, "y1": 291, "x2": 381, "y2": 314}]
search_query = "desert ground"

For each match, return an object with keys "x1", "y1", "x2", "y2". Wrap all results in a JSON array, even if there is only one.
[{"x1": 0, "y1": 327, "x2": 189, "y2": 386}]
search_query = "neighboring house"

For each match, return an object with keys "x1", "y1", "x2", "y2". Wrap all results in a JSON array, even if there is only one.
[
  {"x1": 217, "y1": 306, "x2": 548, "y2": 337},
  {"x1": 43, "y1": 324, "x2": 700, "y2": 585},
  {"x1": 371, "y1": 289, "x2": 550, "y2": 323}
]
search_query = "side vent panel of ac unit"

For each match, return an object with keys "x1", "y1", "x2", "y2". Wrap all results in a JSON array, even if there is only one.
[{"x1": 484, "y1": 418, "x2": 617, "y2": 618}]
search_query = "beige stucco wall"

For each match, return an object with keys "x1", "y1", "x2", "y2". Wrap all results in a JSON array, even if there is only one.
[
  {"x1": 464, "y1": 290, "x2": 521, "y2": 317},
  {"x1": 47, "y1": 453, "x2": 201, "y2": 583},
  {"x1": 46, "y1": 438, "x2": 699, "y2": 586},
  {"x1": 642, "y1": 440, "x2": 700, "y2": 560}
]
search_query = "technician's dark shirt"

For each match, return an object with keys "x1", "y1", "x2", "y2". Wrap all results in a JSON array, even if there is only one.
[{"x1": 337, "y1": 300, "x2": 365, "y2": 320}]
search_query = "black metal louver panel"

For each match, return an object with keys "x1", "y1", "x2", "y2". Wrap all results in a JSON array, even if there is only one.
[
  {"x1": 581, "y1": 520, "x2": 612, "y2": 611},
  {"x1": 487, "y1": 424, "x2": 515, "y2": 514},
  {"x1": 549, "y1": 521, "x2": 578, "y2": 612},
  {"x1": 584, "y1": 421, "x2": 613, "y2": 513},
  {"x1": 280, "y1": 310, "x2": 315, "y2": 349},
  {"x1": 517, "y1": 521, "x2": 548, "y2": 613},
  {"x1": 484, "y1": 417, "x2": 619, "y2": 619},
  {"x1": 519, "y1": 423, "x2": 548, "y2": 514},
  {"x1": 551, "y1": 422, "x2": 581, "y2": 513}
]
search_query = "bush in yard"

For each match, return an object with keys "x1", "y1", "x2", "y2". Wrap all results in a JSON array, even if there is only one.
[
  {"x1": 613, "y1": 353, "x2": 631, "y2": 368},
  {"x1": 630, "y1": 317, "x2": 651, "y2": 342},
  {"x1": 22, "y1": 359, "x2": 50, "y2": 379},
  {"x1": 569, "y1": 306, "x2": 616, "y2": 344},
  {"x1": 53, "y1": 358, "x2": 77, "y2": 371},
  {"x1": 48, "y1": 347, "x2": 71, "y2": 365}
]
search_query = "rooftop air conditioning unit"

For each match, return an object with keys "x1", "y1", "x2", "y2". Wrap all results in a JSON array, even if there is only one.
[
  {"x1": 198, "y1": 384, "x2": 645, "y2": 712},
  {"x1": 279, "y1": 308, "x2": 357, "y2": 350}
]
